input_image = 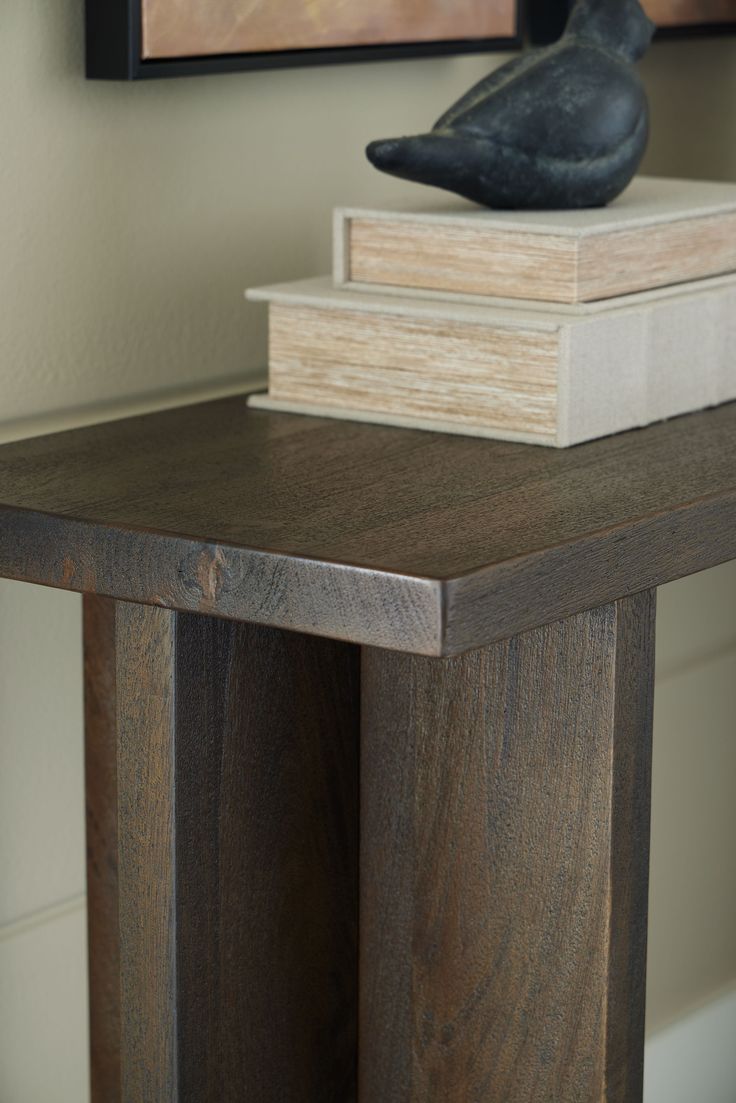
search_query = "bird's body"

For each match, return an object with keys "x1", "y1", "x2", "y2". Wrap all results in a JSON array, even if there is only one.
[{"x1": 367, "y1": 0, "x2": 655, "y2": 210}]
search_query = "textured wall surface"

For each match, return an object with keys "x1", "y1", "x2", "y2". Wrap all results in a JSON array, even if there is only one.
[
  {"x1": 0, "y1": 0, "x2": 500, "y2": 439},
  {"x1": 0, "y1": 3, "x2": 735, "y2": 1098}
]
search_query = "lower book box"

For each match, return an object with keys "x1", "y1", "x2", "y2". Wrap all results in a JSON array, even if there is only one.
[{"x1": 247, "y1": 274, "x2": 736, "y2": 448}]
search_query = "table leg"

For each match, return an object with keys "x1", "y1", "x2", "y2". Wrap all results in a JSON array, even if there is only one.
[
  {"x1": 84, "y1": 597, "x2": 360, "y2": 1102},
  {"x1": 84, "y1": 596, "x2": 120, "y2": 1102},
  {"x1": 360, "y1": 592, "x2": 655, "y2": 1102}
]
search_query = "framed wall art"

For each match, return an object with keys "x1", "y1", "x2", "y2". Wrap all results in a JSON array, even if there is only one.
[
  {"x1": 530, "y1": 0, "x2": 736, "y2": 42},
  {"x1": 86, "y1": 0, "x2": 522, "y2": 81}
]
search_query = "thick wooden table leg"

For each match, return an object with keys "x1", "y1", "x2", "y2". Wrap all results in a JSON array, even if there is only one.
[
  {"x1": 360, "y1": 592, "x2": 655, "y2": 1103},
  {"x1": 85, "y1": 596, "x2": 121, "y2": 1102},
  {"x1": 84, "y1": 597, "x2": 359, "y2": 1103}
]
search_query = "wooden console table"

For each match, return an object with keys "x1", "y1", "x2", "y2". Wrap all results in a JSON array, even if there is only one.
[{"x1": 1, "y1": 397, "x2": 735, "y2": 1102}]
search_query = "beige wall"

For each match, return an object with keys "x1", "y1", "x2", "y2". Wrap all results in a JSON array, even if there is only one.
[
  {"x1": 650, "y1": 565, "x2": 736, "y2": 1031},
  {"x1": 0, "y1": 2, "x2": 735, "y2": 1097},
  {"x1": 0, "y1": 1, "x2": 501, "y2": 439},
  {"x1": 639, "y1": 34, "x2": 736, "y2": 1037}
]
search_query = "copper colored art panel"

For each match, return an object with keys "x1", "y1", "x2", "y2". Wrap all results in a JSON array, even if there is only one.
[
  {"x1": 141, "y1": 0, "x2": 517, "y2": 59},
  {"x1": 644, "y1": 0, "x2": 736, "y2": 24},
  {"x1": 86, "y1": 0, "x2": 520, "y2": 79},
  {"x1": 530, "y1": 0, "x2": 736, "y2": 41}
]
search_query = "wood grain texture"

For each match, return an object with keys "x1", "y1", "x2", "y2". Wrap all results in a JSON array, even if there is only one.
[
  {"x1": 116, "y1": 602, "x2": 177, "y2": 1100},
  {"x1": 268, "y1": 302, "x2": 559, "y2": 437},
  {"x1": 348, "y1": 217, "x2": 578, "y2": 302},
  {"x1": 349, "y1": 213, "x2": 736, "y2": 303},
  {"x1": 141, "y1": 0, "x2": 517, "y2": 60},
  {"x1": 360, "y1": 592, "x2": 655, "y2": 1102},
  {"x1": 84, "y1": 595, "x2": 121, "y2": 1103},
  {"x1": 0, "y1": 397, "x2": 734, "y2": 653},
  {"x1": 341, "y1": 179, "x2": 736, "y2": 304},
  {"x1": 254, "y1": 273, "x2": 736, "y2": 447},
  {"x1": 112, "y1": 601, "x2": 359, "y2": 1101},
  {"x1": 607, "y1": 593, "x2": 656, "y2": 1100},
  {"x1": 580, "y1": 212, "x2": 736, "y2": 301}
]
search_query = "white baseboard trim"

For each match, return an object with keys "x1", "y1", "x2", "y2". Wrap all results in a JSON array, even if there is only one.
[{"x1": 645, "y1": 986, "x2": 736, "y2": 1103}]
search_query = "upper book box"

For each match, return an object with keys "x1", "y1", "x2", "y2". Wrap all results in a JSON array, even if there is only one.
[{"x1": 335, "y1": 176, "x2": 736, "y2": 306}]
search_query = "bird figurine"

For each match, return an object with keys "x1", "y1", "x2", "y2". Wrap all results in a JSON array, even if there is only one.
[{"x1": 366, "y1": 0, "x2": 655, "y2": 210}]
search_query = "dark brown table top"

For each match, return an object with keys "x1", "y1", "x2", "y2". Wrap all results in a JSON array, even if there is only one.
[{"x1": 0, "y1": 397, "x2": 734, "y2": 654}]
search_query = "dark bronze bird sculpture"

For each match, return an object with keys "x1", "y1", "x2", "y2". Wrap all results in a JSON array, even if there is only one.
[{"x1": 366, "y1": 0, "x2": 656, "y2": 210}]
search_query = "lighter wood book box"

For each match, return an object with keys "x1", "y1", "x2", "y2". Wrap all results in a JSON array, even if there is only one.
[
  {"x1": 336, "y1": 177, "x2": 736, "y2": 305},
  {"x1": 249, "y1": 176, "x2": 736, "y2": 448}
]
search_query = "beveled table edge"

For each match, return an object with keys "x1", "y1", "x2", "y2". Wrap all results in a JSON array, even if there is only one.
[
  {"x1": 0, "y1": 504, "x2": 446, "y2": 656},
  {"x1": 2, "y1": 486, "x2": 736, "y2": 655}
]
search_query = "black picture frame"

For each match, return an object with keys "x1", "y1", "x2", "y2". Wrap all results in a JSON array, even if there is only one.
[
  {"x1": 528, "y1": 0, "x2": 736, "y2": 44},
  {"x1": 86, "y1": 0, "x2": 522, "y2": 81}
]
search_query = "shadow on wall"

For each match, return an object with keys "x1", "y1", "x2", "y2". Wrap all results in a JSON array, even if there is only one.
[
  {"x1": 0, "y1": 0, "x2": 508, "y2": 429},
  {"x1": 642, "y1": 36, "x2": 736, "y2": 180}
]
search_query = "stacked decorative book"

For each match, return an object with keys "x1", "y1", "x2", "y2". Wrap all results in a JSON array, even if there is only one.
[{"x1": 248, "y1": 177, "x2": 736, "y2": 447}]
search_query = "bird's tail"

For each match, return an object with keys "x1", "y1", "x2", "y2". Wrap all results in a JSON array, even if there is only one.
[{"x1": 366, "y1": 132, "x2": 489, "y2": 196}]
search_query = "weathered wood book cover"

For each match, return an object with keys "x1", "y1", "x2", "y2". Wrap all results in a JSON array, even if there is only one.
[
  {"x1": 247, "y1": 274, "x2": 736, "y2": 448},
  {"x1": 335, "y1": 177, "x2": 736, "y2": 306}
]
